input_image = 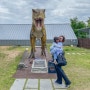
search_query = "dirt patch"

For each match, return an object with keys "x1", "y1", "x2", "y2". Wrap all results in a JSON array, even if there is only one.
[
  {"x1": 0, "y1": 46, "x2": 9, "y2": 50},
  {"x1": 0, "y1": 46, "x2": 21, "y2": 60},
  {"x1": 8, "y1": 51, "x2": 21, "y2": 59},
  {"x1": 3, "y1": 51, "x2": 21, "y2": 61}
]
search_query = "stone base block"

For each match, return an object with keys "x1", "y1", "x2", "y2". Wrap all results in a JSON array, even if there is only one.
[{"x1": 31, "y1": 59, "x2": 48, "y2": 73}]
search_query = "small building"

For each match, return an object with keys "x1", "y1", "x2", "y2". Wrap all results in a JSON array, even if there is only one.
[
  {"x1": 78, "y1": 27, "x2": 90, "y2": 38},
  {"x1": 78, "y1": 28, "x2": 90, "y2": 48},
  {"x1": 0, "y1": 24, "x2": 78, "y2": 46}
]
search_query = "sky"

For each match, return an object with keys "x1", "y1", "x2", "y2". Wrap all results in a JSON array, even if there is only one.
[{"x1": 0, "y1": 0, "x2": 90, "y2": 24}]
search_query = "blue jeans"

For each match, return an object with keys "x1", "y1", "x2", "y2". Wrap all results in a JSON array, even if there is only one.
[
  {"x1": 54, "y1": 64, "x2": 71, "y2": 85},
  {"x1": 54, "y1": 54, "x2": 71, "y2": 85}
]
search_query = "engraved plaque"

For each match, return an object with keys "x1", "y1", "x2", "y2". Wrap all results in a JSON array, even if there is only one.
[{"x1": 34, "y1": 60, "x2": 45, "y2": 67}]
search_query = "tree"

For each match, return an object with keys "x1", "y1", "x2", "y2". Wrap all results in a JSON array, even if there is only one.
[
  {"x1": 70, "y1": 17, "x2": 78, "y2": 30},
  {"x1": 87, "y1": 17, "x2": 90, "y2": 27},
  {"x1": 70, "y1": 17, "x2": 86, "y2": 38}
]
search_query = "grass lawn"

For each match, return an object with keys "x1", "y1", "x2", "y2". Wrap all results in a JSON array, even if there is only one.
[
  {"x1": 64, "y1": 46, "x2": 90, "y2": 90},
  {"x1": 0, "y1": 45, "x2": 90, "y2": 90},
  {"x1": 0, "y1": 46, "x2": 27, "y2": 90}
]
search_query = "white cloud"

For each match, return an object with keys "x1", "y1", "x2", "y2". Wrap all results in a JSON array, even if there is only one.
[
  {"x1": 0, "y1": 0, "x2": 90, "y2": 24},
  {"x1": 12, "y1": 0, "x2": 27, "y2": 9},
  {"x1": 24, "y1": 16, "x2": 30, "y2": 19},
  {"x1": 0, "y1": 6, "x2": 10, "y2": 14},
  {"x1": 0, "y1": 16, "x2": 11, "y2": 19}
]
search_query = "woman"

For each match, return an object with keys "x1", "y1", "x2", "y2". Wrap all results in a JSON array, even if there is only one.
[
  {"x1": 51, "y1": 36, "x2": 71, "y2": 88},
  {"x1": 50, "y1": 36, "x2": 63, "y2": 62}
]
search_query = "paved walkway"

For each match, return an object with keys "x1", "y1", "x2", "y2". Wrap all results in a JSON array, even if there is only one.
[{"x1": 10, "y1": 79, "x2": 67, "y2": 90}]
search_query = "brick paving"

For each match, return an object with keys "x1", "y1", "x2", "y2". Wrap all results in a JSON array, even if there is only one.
[{"x1": 13, "y1": 47, "x2": 56, "y2": 79}]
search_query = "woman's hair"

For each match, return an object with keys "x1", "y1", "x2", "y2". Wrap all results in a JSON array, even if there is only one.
[
  {"x1": 59, "y1": 35, "x2": 65, "y2": 42},
  {"x1": 53, "y1": 37, "x2": 59, "y2": 42}
]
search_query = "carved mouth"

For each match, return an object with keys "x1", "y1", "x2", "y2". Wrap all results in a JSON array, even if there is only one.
[{"x1": 35, "y1": 18, "x2": 43, "y2": 30}]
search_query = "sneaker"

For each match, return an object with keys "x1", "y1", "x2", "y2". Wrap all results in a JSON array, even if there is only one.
[
  {"x1": 65, "y1": 84, "x2": 70, "y2": 88},
  {"x1": 55, "y1": 80, "x2": 62, "y2": 84},
  {"x1": 65, "y1": 82, "x2": 71, "y2": 88}
]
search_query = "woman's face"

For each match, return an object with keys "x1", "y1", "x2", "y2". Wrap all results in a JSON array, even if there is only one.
[{"x1": 59, "y1": 36, "x2": 63, "y2": 42}]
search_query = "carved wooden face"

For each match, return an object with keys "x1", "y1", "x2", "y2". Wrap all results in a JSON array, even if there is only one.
[{"x1": 32, "y1": 9, "x2": 45, "y2": 31}]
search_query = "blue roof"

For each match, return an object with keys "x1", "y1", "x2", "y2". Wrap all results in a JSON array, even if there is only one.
[{"x1": 0, "y1": 24, "x2": 77, "y2": 40}]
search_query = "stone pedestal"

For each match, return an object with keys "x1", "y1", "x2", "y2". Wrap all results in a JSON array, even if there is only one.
[{"x1": 31, "y1": 59, "x2": 48, "y2": 73}]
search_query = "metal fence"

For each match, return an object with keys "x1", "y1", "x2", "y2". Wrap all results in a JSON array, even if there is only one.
[{"x1": 78, "y1": 38, "x2": 90, "y2": 49}]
